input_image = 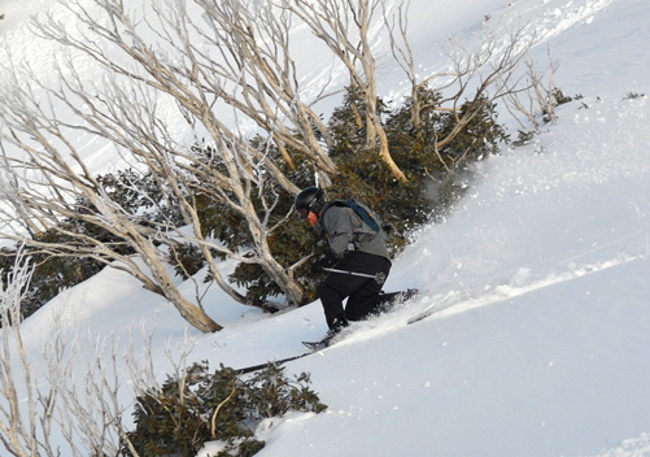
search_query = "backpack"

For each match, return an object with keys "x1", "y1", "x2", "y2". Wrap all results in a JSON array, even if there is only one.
[{"x1": 328, "y1": 199, "x2": 381, "y2": 232}]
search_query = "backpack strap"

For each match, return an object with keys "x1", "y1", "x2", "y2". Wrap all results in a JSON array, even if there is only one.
[
  {"x1": 344, "y1": 199, "x2": 381, "y2": 232},
  {"x1": 324, "y1": 199, "x2": 381, "y2": 233}
]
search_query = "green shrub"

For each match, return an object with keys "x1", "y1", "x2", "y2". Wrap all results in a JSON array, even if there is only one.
[
  {"x1": 0, "y1": 237, "x2": 106, "y2": 324},
  {"x1": 326, "y1": 85, "x2": 507, "y2": 231},
  {"x1": 123, "y1": 361, "x2": 327, "y2": 457},
  {"x1": 168, "y1": 242, "x2": 206, "y2": 279}
]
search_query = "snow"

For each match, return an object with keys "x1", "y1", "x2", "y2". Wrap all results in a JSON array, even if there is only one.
[{"x1": 1, "y1": 0, "x2": 650, "y2": 456}]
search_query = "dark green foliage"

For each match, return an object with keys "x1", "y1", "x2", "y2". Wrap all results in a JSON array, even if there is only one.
[
  {"x1": 194, "y1": 193, "x2": 251, "y2": 254},
  {"x1": 328, "y1": 85, "x2": 390, "y2": 157},
  {"x1": 168, "y1": 243, "x2": 206, "y2": 279},
  {"x1": 123, "y1": 361, "x2": 327, "y2": 457},
  {"x1": 228, "y1": 201, "x2": 318, "y2": 307},
  {"x1": 96, "y1": 169, "x2": 184, "y2": 227},
  {"x1": 326, "y1": 85, "x2": 507, "y2": 231},
  {"x1": 551, "y1": 88, "x2": 573, "y2": 106},
  {"x1": 623, "y1": 91, "x2": 645, "y2": 100},
  {"x1": 190, "y1": 137, "x2": 324, "y2": 306},
  {"x1": 188, "y1": 143, "x2": 254, "y2": 254},
  {"x1": 513, "y1": 130, "x2": 536, "y2": 147},
  {"x1": 542, "y1": 88, "x2": 573, "y2": 123},
  {"x1": 0, "y1": 234, "x2": 106, "y2": 324}
]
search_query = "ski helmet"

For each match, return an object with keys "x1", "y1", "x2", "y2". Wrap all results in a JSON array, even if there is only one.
[{"x1": 295, "y1": 187, "x2": 326, "y2": 218}]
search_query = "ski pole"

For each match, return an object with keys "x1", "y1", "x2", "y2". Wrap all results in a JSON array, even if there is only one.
[{"x1": 322, "y1": 267, "x2": 386, "y2": 285}]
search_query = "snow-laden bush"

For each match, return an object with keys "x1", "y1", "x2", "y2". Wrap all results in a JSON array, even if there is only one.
[{"x1": 123, "y1": 361, "x2": 327, "y2": 457}]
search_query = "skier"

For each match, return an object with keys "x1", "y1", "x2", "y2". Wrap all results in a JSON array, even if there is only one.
[{"x1": 295, "y1": 187, "x2": 394, "y2": 341}]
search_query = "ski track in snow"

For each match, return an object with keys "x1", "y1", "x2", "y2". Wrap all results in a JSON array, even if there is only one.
[{"x1": 406, "y1": 250, "x2": 647, "y2": 325}]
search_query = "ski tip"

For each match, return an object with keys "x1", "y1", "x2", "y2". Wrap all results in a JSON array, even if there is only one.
[{"x1": 302, "y1": 339, "x2": 331, "y2": 351}]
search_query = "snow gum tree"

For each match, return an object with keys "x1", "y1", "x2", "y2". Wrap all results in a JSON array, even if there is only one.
[
  {"x1": 0, "y1": 0, "x2": 548, "y2": 332},
  {"x1": 0, "y1": 0, "x2": 319, "y2": 332}
]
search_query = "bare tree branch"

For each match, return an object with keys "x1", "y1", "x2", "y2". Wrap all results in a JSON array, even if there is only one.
[{"x1": 281, "y1": 0, "x2": 408, "y2": 182}]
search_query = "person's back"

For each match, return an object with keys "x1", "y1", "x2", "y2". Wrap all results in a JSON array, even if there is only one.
[{"x1": 316, "y1": 201, "x2": 390, "y2": 260}]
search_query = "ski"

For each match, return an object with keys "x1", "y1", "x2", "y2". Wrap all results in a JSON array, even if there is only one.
[
  {"x1": 302, "y1": 319, "x2": 354, "y2": 351},
  {"x1": 302, "y1": 325, "x2": 345, "y2": 351},
  {"x1": 407, "y1": 310, "x2": 433, "y2": 325},
  {"x1": 406, "y1": 301, "x2": 439, "y2": 325},
  {"x1": 302, "y1": 335, "x2": 336, "y2": 351},
  {"x1": 235, "y1": 351, "x2": 312, "y2": 375}
]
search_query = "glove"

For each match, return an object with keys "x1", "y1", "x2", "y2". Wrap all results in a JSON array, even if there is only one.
[
  {"x1": 310, "y1": 259, "x2": 325, "y2": 274},
  {"x1": 310, "y1": 250, "x2": 337, "y2": 274}
]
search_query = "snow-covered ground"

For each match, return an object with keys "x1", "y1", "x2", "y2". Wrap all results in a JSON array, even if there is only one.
[{"x1": 1, "y1": 0, "x2": 650, "y2": 456}]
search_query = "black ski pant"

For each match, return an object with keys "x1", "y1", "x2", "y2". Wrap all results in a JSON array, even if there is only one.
[{"x1": 317, "y1": 251, "x2": 391, "y2": 329}]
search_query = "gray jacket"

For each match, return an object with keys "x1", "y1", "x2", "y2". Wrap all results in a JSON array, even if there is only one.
[{"x1": 315, "y1": 202, "x2": 390, "y2": 260}]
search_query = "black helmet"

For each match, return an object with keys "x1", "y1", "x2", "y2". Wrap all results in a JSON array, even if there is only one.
[{"x1": 295, "y1": 187, "x2": 326, "y2": 218}]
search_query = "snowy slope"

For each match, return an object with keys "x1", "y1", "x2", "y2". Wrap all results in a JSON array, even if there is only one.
[{"x1": 2, "y1": 0, "x2": 650, "y2": 456}]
